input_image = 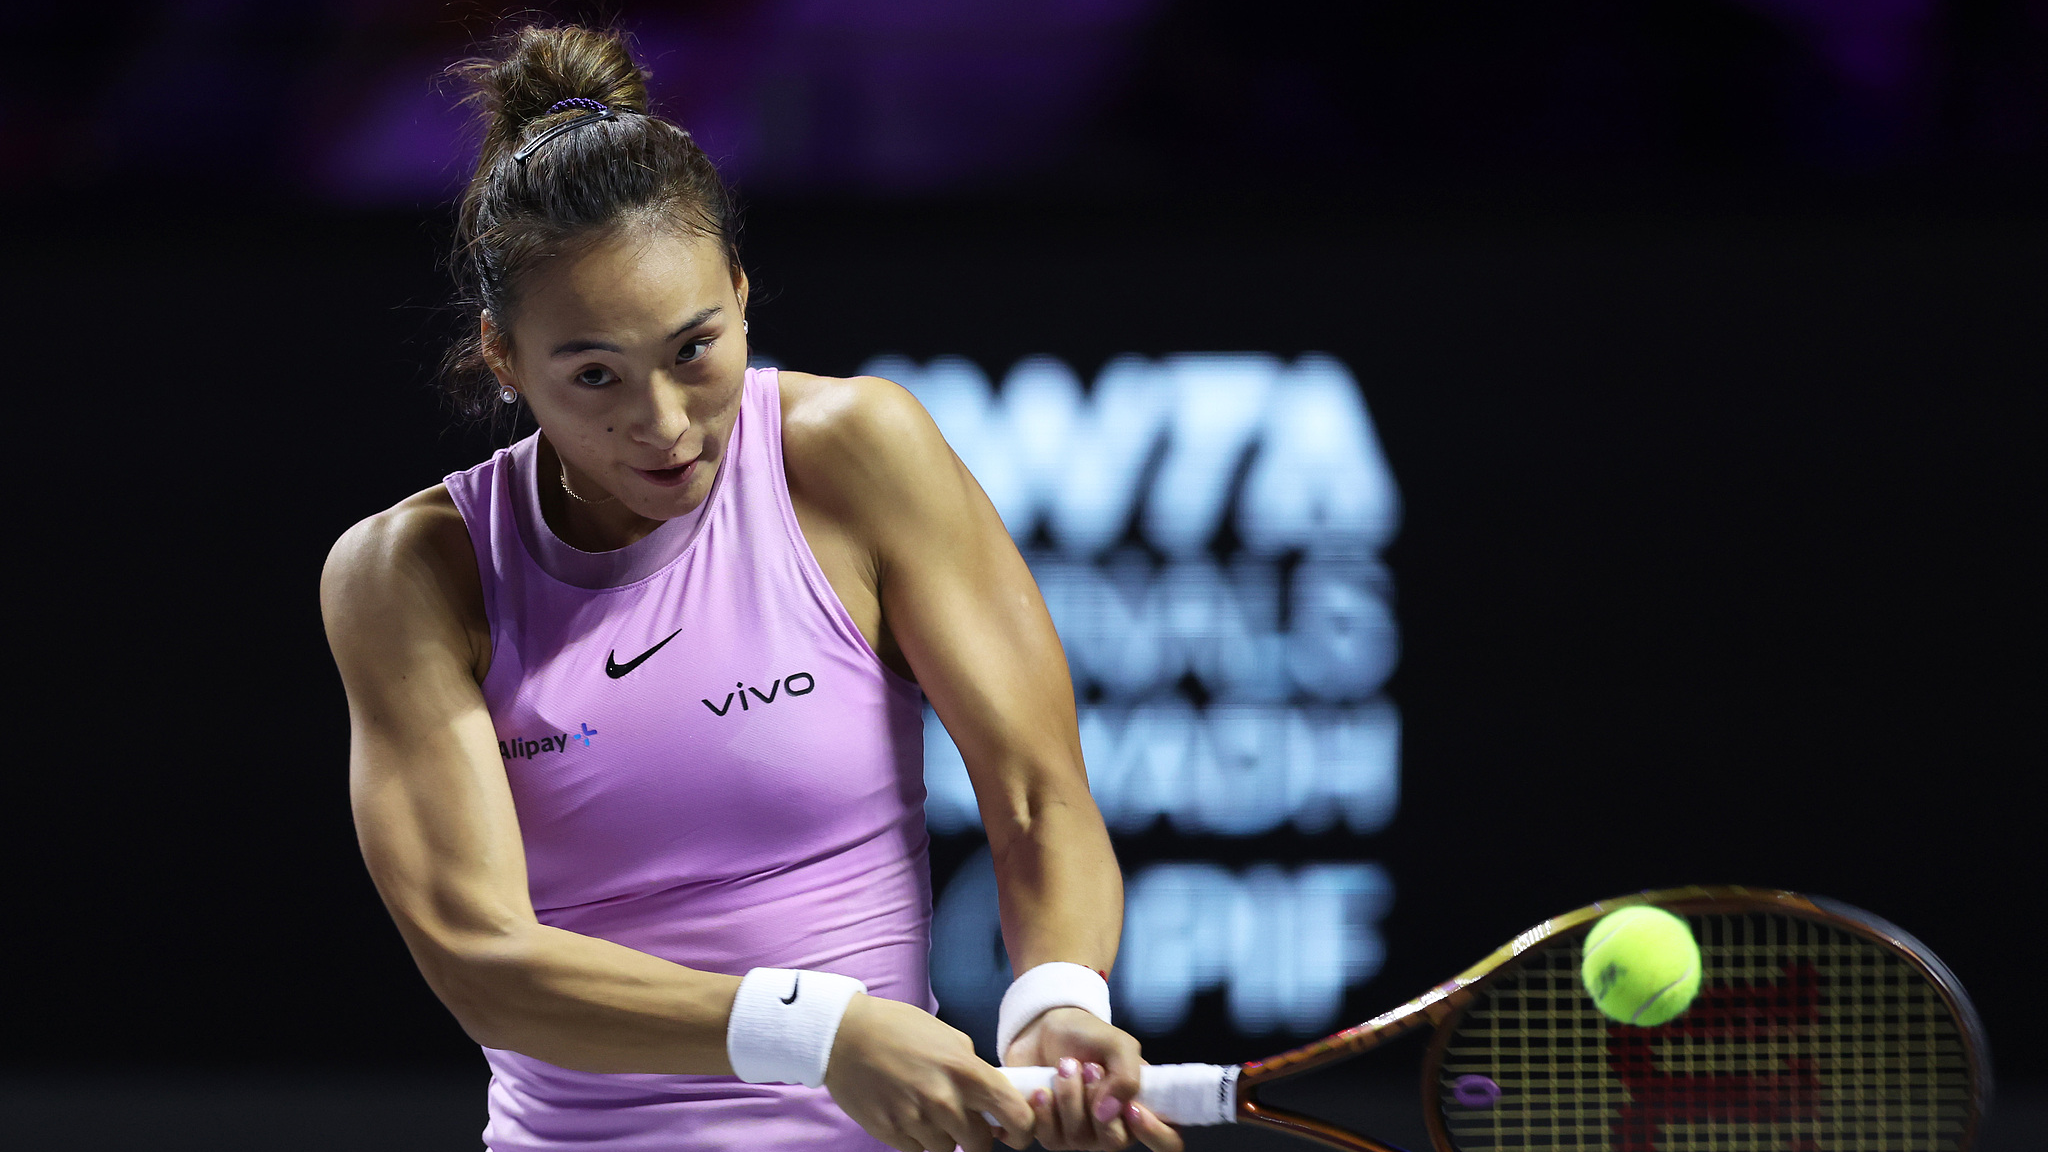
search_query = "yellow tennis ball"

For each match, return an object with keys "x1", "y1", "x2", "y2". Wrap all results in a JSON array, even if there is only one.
[{"x1": 1580, "y1": 906, "x2": 1702, "y2": 1027}]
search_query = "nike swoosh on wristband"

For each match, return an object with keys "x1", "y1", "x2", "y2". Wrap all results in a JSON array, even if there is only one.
[
  {"x1": 605, "y1": 628, "x2": 684, "y2": 679},
  {"x1": 782, "y1": 974, "x2": 801, "y2": 1004}
]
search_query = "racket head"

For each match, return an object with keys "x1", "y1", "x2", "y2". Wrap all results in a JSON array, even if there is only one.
[{"x1": 1420, "y1": 886, "x2": 1991, "y2": 1152}]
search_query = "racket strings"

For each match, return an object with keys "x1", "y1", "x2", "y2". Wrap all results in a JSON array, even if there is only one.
[{"x1": 1434, "y1": 912, "x2": 1973, "y2": 1151}]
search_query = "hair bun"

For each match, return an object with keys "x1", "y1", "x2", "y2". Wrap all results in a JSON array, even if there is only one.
[{"x1": 453, "y1": 24, "x2": 649, "y2": 167}]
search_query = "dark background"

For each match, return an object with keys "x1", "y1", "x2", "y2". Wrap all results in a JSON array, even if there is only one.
[{"x1": 7, "y1": 1, "x2": 2043, "y2": 1149}]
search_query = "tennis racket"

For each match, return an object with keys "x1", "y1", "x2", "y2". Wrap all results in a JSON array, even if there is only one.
[{"x1": 1002, "y1": 886, "x2": 1991, "y2": 1151}]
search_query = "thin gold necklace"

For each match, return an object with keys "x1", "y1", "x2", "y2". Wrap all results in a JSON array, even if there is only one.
[{"x1": 560, "y1": 466, "x2": 618, "y2": 506}]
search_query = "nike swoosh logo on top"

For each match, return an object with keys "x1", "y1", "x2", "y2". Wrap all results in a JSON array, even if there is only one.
[
  {"x1": 605, "y1": 628, "x2": 684, "y2": 679},
  {"x1": 782, "y1": 974, "x2": 801, "y2": 1004}
]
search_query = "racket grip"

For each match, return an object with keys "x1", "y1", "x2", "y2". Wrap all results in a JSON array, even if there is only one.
[{"x1": 994, "y1": 1063, "x2": 1239, "y2": 1127}]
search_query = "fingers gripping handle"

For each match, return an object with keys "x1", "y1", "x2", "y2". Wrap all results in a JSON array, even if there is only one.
[{"x1": 993, "y1": 1063, "x2": 1239, "y2": 1127}]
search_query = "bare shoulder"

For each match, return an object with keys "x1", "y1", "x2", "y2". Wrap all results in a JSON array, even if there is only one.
[
  {"x1": 777, "y1": 370, "x2": 941, "y2": 457},
  {"x1": 321, "y1": 485, "x2": 487, "y2": 671},
  {"x1": 776, "y1": 370, "x2": 956, "y2": 519},
  {"x1": 322, "y1": 486, "x2": 476, "y2": 608}
]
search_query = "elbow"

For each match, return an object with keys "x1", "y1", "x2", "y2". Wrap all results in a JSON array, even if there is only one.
[
  {"x1": 985, "y1": 780, "x2": 1105, "y2": 855},
  {"x1": 409, "y1": 922, "x2": 538, "y2": 1050}
]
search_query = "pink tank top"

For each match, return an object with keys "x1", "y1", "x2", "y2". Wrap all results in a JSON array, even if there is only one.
[{"x1": 443, "y1": 367, "x2": 930, "y2": 1151}]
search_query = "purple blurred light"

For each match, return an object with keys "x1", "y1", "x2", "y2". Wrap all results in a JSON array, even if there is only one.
[
  {"x1": 298, "y1": 0, "x2": 1165, "y2": 205},
  {"x1": 1734, "y1": 0, "x2": 1936, "y2": 92},
  {"x1": 301, "y1": 56, "x2": 481, "y2": 206},
  {"x1": 16, "y1": 0, "x2": 2038, "y2": 203}
]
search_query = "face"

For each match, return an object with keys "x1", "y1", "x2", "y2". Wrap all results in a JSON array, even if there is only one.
[{"x1": 486, "y1": 223, "x2": 748, "y2": 542}]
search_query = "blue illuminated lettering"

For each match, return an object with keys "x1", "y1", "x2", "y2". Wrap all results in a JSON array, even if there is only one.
[
  {"x1": 931, "y1": 848, "x2": 1393, "y2": 1043},
  {"x1": 889, "y1": 351, "x2": 1403, "y2": 1039}
]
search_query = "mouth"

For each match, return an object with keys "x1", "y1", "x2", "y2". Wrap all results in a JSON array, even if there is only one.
[{"x1": 633, "y1": 458, "x2": 699, "y2": 488}]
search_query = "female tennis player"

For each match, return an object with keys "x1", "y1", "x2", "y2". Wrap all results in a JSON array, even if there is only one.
[{"x1": 319, "y1": 23, "x2": 1181, "y2": 1152}]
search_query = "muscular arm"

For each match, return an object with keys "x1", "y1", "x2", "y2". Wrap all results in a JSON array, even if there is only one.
[
  {"x1": 320, "y1": 491, "x2": 742, "y2": 1074},
  {"x1": 326, "y1": 486, "x2": 1036, "y2": 1151},
  {"x1": 783, "y1": 379, "x2": 1123, "y2": 982},
  {"x1": 786, "y1": 378, "x2": 1180, "y2": 1150}
]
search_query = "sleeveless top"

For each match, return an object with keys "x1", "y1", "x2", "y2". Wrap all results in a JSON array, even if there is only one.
[{"x1": 442, "y1": 367, "x2": 931, "y2": 1151}]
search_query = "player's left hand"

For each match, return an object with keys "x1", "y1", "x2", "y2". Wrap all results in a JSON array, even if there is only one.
[{"x1": 1003, "y1": 1007, "x2": 1181, "y2": 1151}]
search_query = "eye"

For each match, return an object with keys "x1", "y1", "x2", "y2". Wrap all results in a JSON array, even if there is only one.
[
  {"x1": 573, "y1": 365, "x2": 616, "y2": 388},
  {"x1": 677, "y1": 338, "x2": 714, "y2": 364}
]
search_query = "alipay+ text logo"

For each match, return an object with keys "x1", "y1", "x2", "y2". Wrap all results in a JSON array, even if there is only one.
[{"x1": 500, "y1": 723, "x2": 599, "y2": 761}]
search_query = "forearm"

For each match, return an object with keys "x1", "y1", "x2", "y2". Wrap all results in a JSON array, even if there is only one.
[
  {"x1": 428, "y1": 922, "x2": 742, "y2": 1074},
  {"x1": 989, "y1": 791, "x2": 1124, "y2": 976}
]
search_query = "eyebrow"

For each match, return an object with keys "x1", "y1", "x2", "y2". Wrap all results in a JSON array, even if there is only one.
[{"x1": 549, "y1": 305, "x2": 724, "y2": 358}]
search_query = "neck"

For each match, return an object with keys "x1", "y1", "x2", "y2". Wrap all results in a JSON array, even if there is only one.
[{"x1": 537, "y1": 434, "x2": 663, "y2": 552}]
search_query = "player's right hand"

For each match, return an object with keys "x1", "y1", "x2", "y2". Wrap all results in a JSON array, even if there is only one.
[{"x1": 825, "y1": 994, "x2": 1036, "y2": 1152}]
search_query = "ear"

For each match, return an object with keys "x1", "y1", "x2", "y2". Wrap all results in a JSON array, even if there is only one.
[
  {"x1": 731, "y1": 265, "x2": 751, "y2": 312},
  {"x1": 480, "y1": 312, "x2": 514, "y2": 385}
]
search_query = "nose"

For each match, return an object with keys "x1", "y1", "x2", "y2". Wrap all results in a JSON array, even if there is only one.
[{"x1": 632, "y1": 374, "x2": 691, "y2": 451}]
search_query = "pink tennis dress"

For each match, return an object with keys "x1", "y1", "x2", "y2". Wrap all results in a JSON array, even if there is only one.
[{"x1": 443, "y1": 367, "x2": 932, "y2": 1150}]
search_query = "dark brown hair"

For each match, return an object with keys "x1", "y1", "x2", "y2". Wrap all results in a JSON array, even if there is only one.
[{"x1": 441, "y1": 24, "x2": 741, "y2": 424}]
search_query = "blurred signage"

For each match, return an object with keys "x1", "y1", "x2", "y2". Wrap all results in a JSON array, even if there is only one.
[{"x1": 866, "y1": 351, "x2": 1401, "y2": 1046}]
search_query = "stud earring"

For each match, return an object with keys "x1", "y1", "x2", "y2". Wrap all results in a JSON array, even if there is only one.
[
  {"x1": 500, "y1": 385, "x2": 518, "y2": 404},
  {"x1": 743, "y1": 320, "x2": 749, "y2": 334}
]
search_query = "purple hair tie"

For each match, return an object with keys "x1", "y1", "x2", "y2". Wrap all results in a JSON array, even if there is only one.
[{"x1": 513, "y1": 98, "x2": 618, "y2": 165}]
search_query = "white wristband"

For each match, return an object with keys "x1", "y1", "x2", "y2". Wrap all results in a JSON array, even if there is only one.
[
  {"x1": 725, "y1": 967, "x2": 868, "y2": 1087},
  {"x1": 999, "y1": 1063, "x2": 1240, "y2": 1127},
  {"x1": 995, "y1": 962, "x2": 1112, "y2": 1065}
]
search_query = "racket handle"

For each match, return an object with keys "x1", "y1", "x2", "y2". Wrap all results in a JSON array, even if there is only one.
[{"x1": 994, "y1": 1063, "x2": 1239, "y2": 1127}]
